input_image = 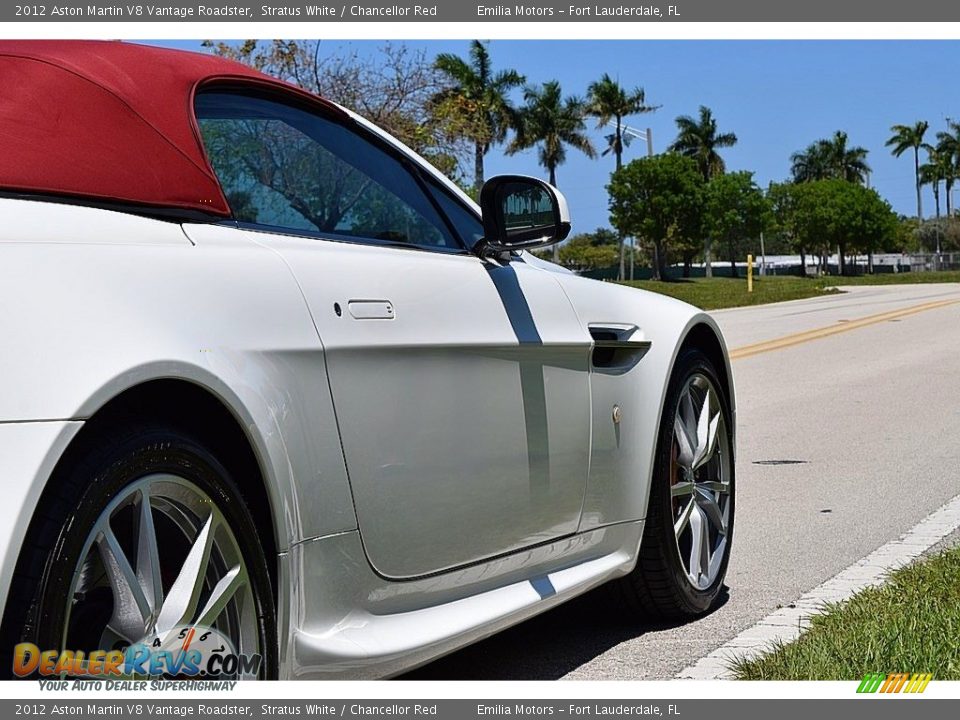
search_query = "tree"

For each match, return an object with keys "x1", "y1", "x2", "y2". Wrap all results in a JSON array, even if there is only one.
[
  {"x1": 509, "y1": 80, "x2": 596, "y2": 188},
  {"x1": 886, "y1": 121, "x2": 929, "y2": 224},
  {"x1": 919, "y1": 146, "x2": 946, "y2": 230},
  {"x1": 935, "y1": 122, "x2": 960, "y2": 216},
  {"x1": 432, "y1": 40, "x2": 525, "y2": 193},
  {"x1": 669, "y1": 105, "x2": 738, "y2": 181},
  {"x1": 790, "y1": 142, "x2": 832, "y2": 183},
  {"x1": 669, "y1": 106, "x2": 738, "y2": 279},
  {"x1": 202, "y1": 40, "x2": 469, "y2": 181},
  {"x1": 608, "y1": 154, "x2": 703, "y2": 280},
  {"x1": 586, "y1": 73, "x2": 658, "y2": 281},
  {"x1": 790, "y1": 180, "x2": 897, "y2": 275},
  {"x1": 919, "y1": 217, "x2": 960, "y2": 252},
  {"x1": 508, "y1": 80, "x2": 596, "y2": 261},
  {"x1": 767, "y1": 182, "x2": 808, "y2": 275},
  {"x1": 558, "y1": 231, "x2": 620, "y2": 272},
  {"x1": 702, "y1": 172, "x2": 770, "y2": 277},
  {"x1": 791, "y1": 131, "x2": 871, "y2": 185},
  {"x1": 820, "y1": 131, "x2": 872, "y2": 184}
]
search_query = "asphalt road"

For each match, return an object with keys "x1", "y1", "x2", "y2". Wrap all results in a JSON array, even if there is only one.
[{"x1": 406, "y1": 283, "x2": 960, "y2": 680}]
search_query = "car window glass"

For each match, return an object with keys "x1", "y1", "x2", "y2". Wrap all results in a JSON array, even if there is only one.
[
  {"x1": 424, "y1": 182, "x2": 485, "y2": 250},
  {"x1": 195, "y1": 91, "x2": 460, "y2": 250}
]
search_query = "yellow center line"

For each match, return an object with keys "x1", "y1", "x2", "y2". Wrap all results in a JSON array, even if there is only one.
[{"x1": 729, "y1": 298, "x2": 960, "y2": 361}]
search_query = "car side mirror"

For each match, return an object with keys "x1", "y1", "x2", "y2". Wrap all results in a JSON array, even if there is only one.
[{"x1": 477, "y1": 175, "x2": 571, "y2": 255}]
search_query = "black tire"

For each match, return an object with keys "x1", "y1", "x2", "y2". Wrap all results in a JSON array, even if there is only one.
[
  {"x1": 613, "y1": 347, "x2": 735, "y2": 619},
  {"x1": 0, "y1": 421, "x2": 277, "y2": 679}
]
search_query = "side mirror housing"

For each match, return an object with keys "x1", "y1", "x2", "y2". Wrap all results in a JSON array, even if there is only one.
[{"x1": 477, "y1": 175, "x2": 571, "y2": 255}]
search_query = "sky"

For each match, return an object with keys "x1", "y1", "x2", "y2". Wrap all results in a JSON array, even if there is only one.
[{"x1": 151, "y1": 39, "x2": 960, "y2": 237}]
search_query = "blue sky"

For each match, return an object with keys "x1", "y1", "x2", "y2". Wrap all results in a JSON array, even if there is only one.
[{"x1": 152, "y1": 39, "x2": 960, "y2": 236}]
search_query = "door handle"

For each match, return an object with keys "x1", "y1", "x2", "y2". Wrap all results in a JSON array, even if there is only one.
[{"x1": 347, "y1": 300, "x2": 395, "y2": 320}]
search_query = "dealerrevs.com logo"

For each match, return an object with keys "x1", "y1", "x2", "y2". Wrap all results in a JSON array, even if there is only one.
[{"x1": 13, "y1": 626, "x2": 261, "y2": 678}]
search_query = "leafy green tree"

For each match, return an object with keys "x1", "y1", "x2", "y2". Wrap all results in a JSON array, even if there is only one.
[
  {"x1": 669, "y1": 106, "x2": 738, "y2": 181},
  {"x1": 791, "y1": 131, "x2": 871, "y2": 185},
  {"x1": 886, "y1": 121, "x2": 929, "y2": 224},
  {"x1": 669, "y1": 106, "x2": 738, "y2": 278},
  {"x1": 432, "y1": 40, "x2": 525, "y2": 192},
  {"x1": 608, "y1": 154, "x2": 704, "y2": 280},
  {"x1": 558, "y1": 232, "x2": 620, "y2": 272},
  {"x1": 767, "y1": 182, "x2": 809, "y2": 275},
  {"x1": 586, "y1": 74, "x2": 658, "y2": 281},
  {"x1": 892, "y1": 216, "x2": 921, "y2": 253},
  {"x1": 790, "y1": 180, "x2": 897, "y2": 275},
  {"x1": 702, "y1": 172, "x2": 770, "y2": 277},
  {"x1": 919, "y1": 217, "x2": 960, "y2": 252}
]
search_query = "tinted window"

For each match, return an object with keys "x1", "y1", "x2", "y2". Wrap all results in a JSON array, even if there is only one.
[
  {"x1": 195, "y1": 91, "x2": 460, "y2": 250},
  {"x1": 425, "y1": 181, "x2": 485, "y2": 250}
]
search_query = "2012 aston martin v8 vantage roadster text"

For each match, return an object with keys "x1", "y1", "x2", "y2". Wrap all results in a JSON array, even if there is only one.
[{"x1": 0, "y1": 40, "x2": 735, "y2": 679}]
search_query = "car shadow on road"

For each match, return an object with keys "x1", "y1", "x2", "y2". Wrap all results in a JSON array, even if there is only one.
[{"x1": 402, "y1": 584, "x2": 731, "y2": 680}]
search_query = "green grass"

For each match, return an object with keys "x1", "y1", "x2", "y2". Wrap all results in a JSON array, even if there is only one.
[
  {"x1": 619, "y1": 270, "x2": 960, "y2": 310},
  {"x1": 619, "y1": 276, "x2": 839, "y2": 310},
  {"x1": 731, "y1": 546, "x2": 960, "y2": 680},
  {"x1": 816, "y1": 270, "x2": 960, "y2": 286}
]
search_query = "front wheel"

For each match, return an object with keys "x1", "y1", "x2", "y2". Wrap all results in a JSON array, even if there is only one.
[{"x1": 615, "y1": 348, "x2": 735, "y2": 619}]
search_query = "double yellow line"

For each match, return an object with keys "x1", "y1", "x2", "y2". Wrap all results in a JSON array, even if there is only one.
[{"x1": 729, "y1": 298, "x2": 960, "y2": 361}]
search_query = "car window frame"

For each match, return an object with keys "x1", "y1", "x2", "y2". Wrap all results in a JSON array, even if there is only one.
[{"x1": 193, "y1": 85, "x2": 475, "y2": 256}]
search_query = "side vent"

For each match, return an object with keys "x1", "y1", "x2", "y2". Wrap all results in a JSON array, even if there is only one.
[{"x1": 588, "y1": 324, "x2": 652, "y2": 373}]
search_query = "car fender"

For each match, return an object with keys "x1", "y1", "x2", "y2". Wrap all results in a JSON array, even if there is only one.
[{"x1": 548, "y1": 272, "x2": 735, "y2": 529}]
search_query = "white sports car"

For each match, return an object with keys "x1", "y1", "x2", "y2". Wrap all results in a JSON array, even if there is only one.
[{"x1": 0, "y1": 41, "x2": 735, "y2": 679}]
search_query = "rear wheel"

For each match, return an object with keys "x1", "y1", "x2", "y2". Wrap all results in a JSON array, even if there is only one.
[
  {"x1": 2, "y1": 423, "x2": 277, "y2": 679},
  {"x1": 615, "y1": 348, "x2": 735, "y2": 619}
]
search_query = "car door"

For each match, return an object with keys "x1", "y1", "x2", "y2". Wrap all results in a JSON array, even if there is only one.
[{"x1": 194, "y1": 90, "x2": 593, "y2": 579}]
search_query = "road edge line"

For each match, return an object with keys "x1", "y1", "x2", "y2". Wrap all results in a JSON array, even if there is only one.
[{"x1": 676, "y1": 492, "x2": 960, "y2": 680}]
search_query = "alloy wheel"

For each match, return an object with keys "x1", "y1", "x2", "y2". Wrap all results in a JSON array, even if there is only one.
[
  {"x1": 63, "y1": 474, "x2": 260, "y2": 676},
  {"x1": 669, "y1": 373, "x2": 732, "y2": 591}
]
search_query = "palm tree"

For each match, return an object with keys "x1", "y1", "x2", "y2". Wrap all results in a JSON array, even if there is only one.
[
  {"x1": 820, "y1": 131, "x2": 871, "y2": 184},
  {"x1": 886, "y1": 121, "x2": 929, "y2": 224},
  {"x1": 433, "y1": 40, "x2": 525, "y2": 192},
  {"x1": 936, "y1": 122, "x2": 960, "y2": 216},
  {"x1": 669, "y1": 106, "x2": 737, "y2": 277},
  {"x1": 919, "y1": 151, "x2": 944, "y2": 223},
  {"x1": 669, "y1": 105, "x2": 738, "y2": 181},
  {"x1": 791, "y1": 132, "x2": 871, "y2": 185},
  {"x1": 509, "y1": 80, "x2": 596, "y2": 187},
  {"x1": 586, "y1": 74, "x2": 657, "y2": 172},
  {"x1": 508, "y1": 81, "x2": 596, "y2": 261},
  {"x1": 790, "y1": 141, "x2": 832, "y2": 183},
  {"x1": 920, "y1": 147, "x2": 947, "y2": 255},
  {"x1": 586, "y1": 73, "x2": 658, "y2": 280}
]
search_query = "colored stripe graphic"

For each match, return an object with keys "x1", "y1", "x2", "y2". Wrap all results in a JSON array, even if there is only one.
[
  {"x1": 858, "y1": 672, "x2": 932, "y2": 693},
  {"x1": 857, "y1": 672, "x2": 886, "y2": 693}
]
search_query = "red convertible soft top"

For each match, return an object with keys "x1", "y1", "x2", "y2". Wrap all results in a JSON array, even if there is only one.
[{"x1": 0, "y1": 40, "x2": 342, "y2": 218}]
